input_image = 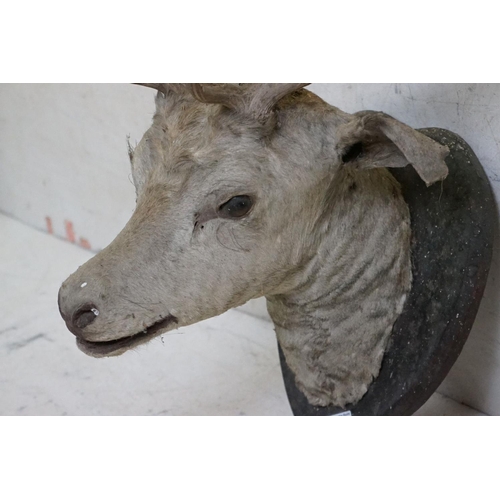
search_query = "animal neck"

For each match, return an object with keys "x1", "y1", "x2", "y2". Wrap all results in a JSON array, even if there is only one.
[{"x1": 266, "y1": 167, "x2": 412, "y2": 408}]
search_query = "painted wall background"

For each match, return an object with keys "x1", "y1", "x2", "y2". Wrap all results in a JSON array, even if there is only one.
[{"x1": 1, "y1": 83, "x2": 499, "y2": 414}]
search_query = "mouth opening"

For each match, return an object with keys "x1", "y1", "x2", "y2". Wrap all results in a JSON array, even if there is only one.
[{"x1": 77, "y1": 314, "x2": 178, "y2": 357}]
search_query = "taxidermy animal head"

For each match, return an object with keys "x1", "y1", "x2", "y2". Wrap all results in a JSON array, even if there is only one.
[{"x1": 58, "y1": 83, "x2": 449, "y2": 408}]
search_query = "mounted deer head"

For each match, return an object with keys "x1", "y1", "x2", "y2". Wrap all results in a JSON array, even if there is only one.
[{"x1": 58, "y1": 83, "x2": 448, "y2": 407}]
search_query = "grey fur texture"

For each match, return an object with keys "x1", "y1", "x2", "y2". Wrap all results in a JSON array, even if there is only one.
[{"x1": 58, "y1": 84, "x2": 449, "y2": 408}]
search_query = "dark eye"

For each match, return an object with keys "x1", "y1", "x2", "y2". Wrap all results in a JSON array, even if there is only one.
[{"x1": 218, "y1": 195, "x2": 254, "y2": 218}]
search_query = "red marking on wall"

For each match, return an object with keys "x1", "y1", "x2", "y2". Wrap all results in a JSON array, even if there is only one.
[
  {"x1": 45, "y1": 216, "x2": 54, "y2": 235},
  {"x1": 64, "y1": 220, "x2": 76, "y2": 243},
  {"x1": 79, "y1": 237, "x2": 91, "y2": 250}
]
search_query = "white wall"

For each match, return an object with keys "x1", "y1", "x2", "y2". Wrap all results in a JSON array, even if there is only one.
[
  {"x1": 1, "y1": 83, "x2": 499, "y2": 414},
  {"x1": 0, "y1": 84, "x2": 154, "y2": 251}
]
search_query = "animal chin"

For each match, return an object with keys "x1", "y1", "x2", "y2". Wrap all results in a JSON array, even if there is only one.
[{"x1": 76, "y1": 315, "x2": 178, "y2": 358}]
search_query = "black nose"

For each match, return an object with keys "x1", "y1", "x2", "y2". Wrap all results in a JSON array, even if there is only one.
[
  {"x1": 58, "y1": 292, "x2": 99, "y2": 337},
  {"x1": 73, "y1": 304, "x2": 99, "y2": 330}
]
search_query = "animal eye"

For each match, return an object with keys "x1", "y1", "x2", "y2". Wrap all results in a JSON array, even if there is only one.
[{"x1": 218, "y1": 195, "x2": 254, "y2": 218}]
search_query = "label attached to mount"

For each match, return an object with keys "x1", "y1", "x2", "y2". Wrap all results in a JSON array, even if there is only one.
[{"x1": 331, "y1": 411, "x2": 352, "y2": 416}]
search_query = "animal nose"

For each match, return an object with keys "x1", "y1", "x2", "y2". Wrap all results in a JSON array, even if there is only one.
[
  {"x1": 73, "y1": 304, "x2": 99, "y2": 330},
  {"x1": 58, "y1": 287, "x2": 100, "y2": 337}
]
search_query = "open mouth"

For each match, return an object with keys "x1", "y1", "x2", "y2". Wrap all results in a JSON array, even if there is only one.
[{"x1": 76, "y1": 314, "x2": 178, "y2": 357}]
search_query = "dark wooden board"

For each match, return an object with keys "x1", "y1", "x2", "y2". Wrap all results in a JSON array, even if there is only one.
[{"x1": 279, "y1": 128, "x2": 495, "y2": 416}]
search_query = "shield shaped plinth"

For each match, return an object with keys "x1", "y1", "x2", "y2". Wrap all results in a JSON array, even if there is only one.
[{"x1": 278, "y1": 128, "x2": 495, "y2": 416}]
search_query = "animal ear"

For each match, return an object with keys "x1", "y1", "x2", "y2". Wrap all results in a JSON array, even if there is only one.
[{"x1": 337, "y1": 111, "x2": 449, "y2": 186}]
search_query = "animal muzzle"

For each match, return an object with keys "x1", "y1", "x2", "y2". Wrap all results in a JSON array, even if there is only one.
[
  {"x1": 58, "y1": 277, "x2": 103, "y2": 340},
  {"x1": 58, "y1": 251, "x2": 180, "y2": 358}
]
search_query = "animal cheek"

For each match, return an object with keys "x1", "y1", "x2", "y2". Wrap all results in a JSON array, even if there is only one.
[
  {"x1": 191, "y1": 219, "x2": 217, "y2": 243},
  {"x1": 214, "y1": 224, "x2": 250, "y2": 253}
]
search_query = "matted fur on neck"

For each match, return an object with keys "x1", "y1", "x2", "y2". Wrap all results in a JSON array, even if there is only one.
[{"x1": 266, "y1": 167, "x2": 412, "y2": 408}]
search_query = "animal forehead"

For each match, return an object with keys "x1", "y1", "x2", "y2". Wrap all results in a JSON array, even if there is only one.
[
  {"x1": 138, "y1": 139, "x2": 269, "y2": 196},
  {"x1": 143, "y1": 109, "x2": 267, "y2": 171},
  {"x1": 156, "y1": 95, "x2": 262, "y2": 140}
]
